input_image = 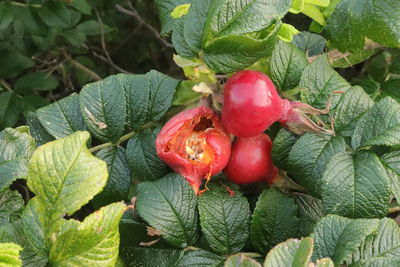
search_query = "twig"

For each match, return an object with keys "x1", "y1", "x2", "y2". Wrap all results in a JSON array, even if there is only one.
[
  {"x1": 64, "y1": 53, "x2": 101, "y2": 81},
  {"x1": 88, "y1": 131, "x2": 136, "y2": 153},
  {"x1": 115, "y1": 3, "x2": 173, "y2": 49},
  {"x1": 95, "y1": 9, "x2": 129, "y2": 74},
  {"x1": 0, "y1": 79, "x2": 14, "y2": 93}
]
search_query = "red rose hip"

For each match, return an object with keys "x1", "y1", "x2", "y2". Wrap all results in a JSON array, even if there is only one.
[
  {"x1": 156, "y1": 106, "x2": 231, "y2": 194},
  {"x1": 222, "y1": 70, "x2": 283, "y2": 137},
  {"x1": 224, "y1": 133, "x2": 278, "y2": 185}
]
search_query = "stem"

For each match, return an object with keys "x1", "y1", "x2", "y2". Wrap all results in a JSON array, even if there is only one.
[
  {"x1": 0, "y1": 79, "x2": 14, "y2": 93},
  {"x1": 388, "y1": 206, "x2": 400, "y2": 214},
  {"x1": 10, "y1": 1, "x2": 41, "y2": 7},
  {"x1": 89, "y1": 131, "x2": 136, "y2": 153}
]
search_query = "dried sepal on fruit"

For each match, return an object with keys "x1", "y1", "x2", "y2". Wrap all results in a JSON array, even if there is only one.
[{"x1": 156, "y1": 106, "x2": 231, "y2": 194}]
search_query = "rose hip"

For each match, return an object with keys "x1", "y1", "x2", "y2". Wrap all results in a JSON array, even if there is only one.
[
  {"x1": 156, "y1": 106, "x2": 231, "y2": 194},
  {"x1": 224, "y1": 134, "x2": 278, "y2": 185}
]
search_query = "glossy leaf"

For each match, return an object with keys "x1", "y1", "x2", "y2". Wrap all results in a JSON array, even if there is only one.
[
  {"x1": 269, "y1": 41, "x2": 308, "y2": 91},
  {"x1": 271, "y1": 128, "x2": 298, "y2": 170},
  {"x1": 250, "y1": 188, "x2": 299, "y2": 253},
  {"x1": 325, "y1": 0, "x2": 400, "y2": 52},
  {"x1": 0, "y1": 127, "x2": 35, "y2": 191},
  {"x1": 322, "y1": 152, "x2": 391, "y2": 218},
  {"x1": 93, "y1": 146, "x2": 131, "y2": 208},
  {"x1": 178, "y1": 249, "x2": 224, "y2": 267},
  {"x1": 299, "y1": 55, "x2": 350, "y2": 109},
  {"x1": 224, "y1": 255, "x2": 261, "y2": 267},
  {"x1": 312, "y1": 215, "x2": 379, "y2": 265},
  {"x1": 80, "y1": 75, "x2": 126, "y2": 143},
  {"x1": 288, "y1": 133, "x2": 346, "y2": 198},
  {"x1": 211, "y1": 0, "x2": 291, "y2": 36},
  {"x1": 293, "y1": 31, "x2": 326, "y2": 57},
  {"x1": 334, "y1": 86, "x2": 374, "y2": 136},
  {"x1": 126, "y1": 128, "x2": 170, "y2": 182},
  {"x1": 136, "y1": 173, "x2": 199, "y2": 247},
  {"x1": 293, "y1": 193, "x2": 324, "y2": 237},
  {"x1": 198, "y1": 182, "x2": 250, "y2": 254},
  {"x1": 351, "y1": 97, "x2": 400, "y2": 149},
  {"x1": 37, "y1": 93, "x2": 86, "y2": 139},
  {"x1": 25, "y1": 112, "x2": 54, "y2": 146},
  {"x1": 380, "y1": 151, "x2": 400, "y2": 202},
  {"x1": 204, "y1": 23, "x2": 280, "y2": 73}
]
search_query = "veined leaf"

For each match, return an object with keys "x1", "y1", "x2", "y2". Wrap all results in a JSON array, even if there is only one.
[
  {"x1": 264, "y1": 238, "x2": 314, "y2": 267},
  {"x1": 27, "y1": 131, "x2": 108, "y2": 225},
  {"x1": 0, "y1": 189, "x2": 24, "y2": 224},
  {"x1": 198, "y1": 181, "x2": 250, "y2": 254},
  {"x1": 178, "y1": 249, "x2": 224, "y2": 267},
  {"x1": 0, "y1": 127, "x2": 35, "y2": 191},
  {"x1": 136, "y1": 173, "x2": 199, "y2": 247},
  {"x1": 322, "y1": 152, "x2": 391, "y2": 218},
  {"x1": 0, "y1": 242, "x2": 22, "y2": 267}
]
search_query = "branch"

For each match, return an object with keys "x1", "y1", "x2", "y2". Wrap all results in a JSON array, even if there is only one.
[
  {"x1": 63, "y1": 52, "x2": 102, "y2": 81},
  {"x1": 115, "y1": 3, "x2": 173, "y2": 49},
  {"x1": 95, "y1": 9, "x2": 130, "y2": 74}
]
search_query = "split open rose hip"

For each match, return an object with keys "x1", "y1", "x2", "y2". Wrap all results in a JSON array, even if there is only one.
[{"x1": 156, "y1": 106, "x2": 231, "y2": 194}]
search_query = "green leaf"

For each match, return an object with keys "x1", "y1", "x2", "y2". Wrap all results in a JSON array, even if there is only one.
[
  {"x1": 178, "y1": 250, "x2": 224, "y2": 267},
  {"x1": 264, "y1": 238, "x2": 314, "y2": 267},
  {"x1": 299, "y1": 55, "x2": 351, "y2": 109},
  {"x1": 171, "y1": 4, "x2": 191, "y2": 18},
  {"x1": 288, "y1": 133, "x2": 346, "y2": 198},
  {"x1": 390, "y1": 54, "x2": 400, "y2": 74},
  {"x1": 76, "y1": 20, "x2": 113, "y2": 36},
  {"x1": 381, "y1": 79, "x2": 400, "y2": 101},
  {"x1": 0, "y1": 127, "x2": 35, "y2": 191},
  {"x1": 172, "y1": 81, "x2": 202, "y2": 105},
  {"x1": 172, "y1": 17, "x2": 196, "y2": 58},
  {"x1": 198, "y1": 181, "x2": 250, "y2": 254},
  {"x1": 380, "y1": 151, "x2": 400, "y2": 202},
  {"x1": 293, "y1": 193, "x2": 324, "y2": 237},
  {"x1": 14, "y1": 72, "x2": 59, "y2": 93},
  {"x1": 126, "y1": 128, "x2": 169, "y2": 182},
  {"x1": 0, "y1": 2, "x2": 13, "y2": 30},
  {"x1": 22, "y1": 96, "x2": 50, "y2": 114},
  {"x1": 250, "y1": 188, "x2": 299, "y2": 253},
  {"x1": 25, "y1": 112, "x2": 54, "y2": 146},
  {"x1": 37, "y1": 93, "x2": 86, "y2": 139},
  {"x1": 38, "y1": 1, "x2": 80, "y2": 29},
  {"x1": 331, "y1": 49, "x2": 378, "y2": 69},
  {"x1": 0, "y1": 220, "x2": 48, "y2": 267},
  {"x1": 351, "y1": 97, "x2": 400, "y2": 149},
  {"x1": 80, "y1": 75, "x2": 127, "y2": 143},
  {"x1": 210, "y1": 0, "x2": 291, "y2": 36},
  {"x1": 278, "y1": 23, "x2": 300, "y2": 42},
  {"x1": 49, "y1": 202, "x2": 126, "y2": 266},
  {"x1": 322, "y1": 152, "x2": 391, "y2": 218},
  {"x1": 121, "y1": 71, "x2": 180, "y2": 131},
  {"x1": 155, "y1": 0, "x2": 190, "y2": 34},
  {"x1": 314, "y1": 258, "x2": 334, "y2": 267},
  {"x1": 271, "y1": 128, "x2": 298, "y2": 170},
  {"x1": 92, "y1": 146, "x2": 130, "y2": 208},
  {"x1": 302, "y1": 4, "x2": 325, "y2": 25},
  {"x1": 290, "y1": 0, "x2": 304, "y2": 13},
  {"x1": 312, "y1": 215, "x2": 380, "y2": 265},
  {"x1": 0, "y1": 189, "x2": 24, "y2": 224},
  {"x1": 224, "y1": 254, "x2": 262, "y2": 267},
  {"x1": 0, "y1": 46, "x2": 35, "y2": 79},
  {"x1": 27, "y1": 131, "x2": 108, "y2": 225},
  {"x1": 293, "y1": 31, "x2": 326, "y2": 57},
  {"x1": 269, "y1": 41, "x2": 308, "y2": 91},
  {"x1": 333, "y1": 86, "x2": 374, "y2": 136},
  {"x1": 136, "y1": 173, "x2": 199, "y2": 248},
  {"x1": 68, "y1": 0, "x2": 92, "y2": 15},
  {"x1": 61, "y1": 29, "x2": 87, "y2": 47},
  {"x1": 0, "y1": 92, "x2": 21, "y2": 129},
  {"x1": 21, "y1": 198, "x2": 49, "y2": 258},
  {"x1": 325, "y1": 0, "x2": 400, "y2": 52},
  {"x1": 204, "y1": 23, "x2": 281, "y2": 73},
  {"x1": 121, "y1": 248, "x2": 183, "y2": 267},
  {"x1": 350, "y1": 218, "x2": 400, "y2": 266},
  {"x1": 0, "y1": 243, "x2": 22, "y2": 266}
]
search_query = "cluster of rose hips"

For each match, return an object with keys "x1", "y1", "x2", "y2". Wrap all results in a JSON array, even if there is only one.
[{"x1": 156, "y1": 70, "x2": 329, "y2": 194}]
